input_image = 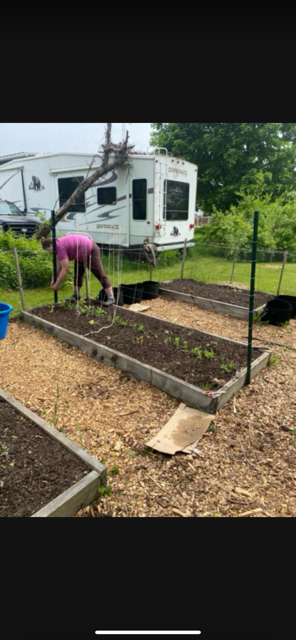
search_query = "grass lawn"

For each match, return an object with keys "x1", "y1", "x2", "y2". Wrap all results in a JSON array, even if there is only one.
[{"x1": 1, "y1": 249, "x2": 295, "y2": 316}]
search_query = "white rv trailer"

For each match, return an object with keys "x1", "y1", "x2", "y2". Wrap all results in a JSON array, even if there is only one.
[{"x1": 0, "y1": 152, "x2": 198, "y2": 252}]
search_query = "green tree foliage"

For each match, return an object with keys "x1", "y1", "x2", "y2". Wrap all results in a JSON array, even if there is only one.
[
  {"x1": 195, "y1": 174, "x2": 296, "y2": 254},
  {"x1": 151, "y1": 123, "x2": 296, "y2": 213}
]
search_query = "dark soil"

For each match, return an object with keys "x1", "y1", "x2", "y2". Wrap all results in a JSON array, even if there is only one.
[
  {"x1": 0, "y1": 400, "x2": 89, "y2": 517},
  {"x1": 31, "y1": 303, "x2": 262, "y2": 390},
  {"x1": 160, "y1": 279, "x2": 273, "y2": 308}
]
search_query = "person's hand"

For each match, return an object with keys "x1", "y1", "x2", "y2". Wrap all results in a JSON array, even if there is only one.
[{"x1": 51, "y1": 282, "x2": 59, "y2": 292}]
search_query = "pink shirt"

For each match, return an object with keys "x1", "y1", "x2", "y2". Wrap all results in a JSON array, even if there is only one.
[{"x1": 56, "y1": 235, "x2": 93, "y2": 262}]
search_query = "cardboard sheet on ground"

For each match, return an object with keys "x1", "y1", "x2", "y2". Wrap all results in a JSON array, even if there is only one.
[
  {"x1": 146, "y1": 403, "x2": 214, "y2": 455},
  {"x1": 128, "y1": 303, "x2": 151, "y2": 312}
]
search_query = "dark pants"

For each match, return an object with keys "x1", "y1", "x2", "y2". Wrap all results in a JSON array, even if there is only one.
[{"x1": 74, "y1": 242, "x2": 111, "y2": 290}]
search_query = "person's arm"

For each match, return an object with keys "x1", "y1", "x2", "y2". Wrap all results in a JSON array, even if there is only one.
[{"x1": 51, "y1": 258, "x2": 69, "y2": 291}]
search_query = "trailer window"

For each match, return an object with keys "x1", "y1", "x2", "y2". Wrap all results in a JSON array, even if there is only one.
[
  {"x1": 97, "y1": 187, "x2": 117, "y2": 205},
  {"x1": 58, "y1": 177, "x2": 86, "y2": 213},
  {"x1": 164, "y1": 180, "x2": 190, "y2": 221},
  {"x1": 133, "y1": 179, "x2": 147, "y2": 220}
]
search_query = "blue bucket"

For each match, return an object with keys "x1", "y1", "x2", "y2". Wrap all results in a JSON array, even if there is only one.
[{"x1": 0, "y1": 303, "x2": 13, "y2": 340}]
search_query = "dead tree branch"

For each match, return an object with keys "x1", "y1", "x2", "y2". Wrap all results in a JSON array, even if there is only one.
[{"x1": 36, "y1": 125, "x2": 133, "y2": 239}]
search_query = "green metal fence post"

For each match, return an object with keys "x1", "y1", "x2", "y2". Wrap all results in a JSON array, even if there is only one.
[
  {"x1": 51, "y1": 211, "x2": 58, "y2": 304},
  {"x1": 246, "y1": 211, "x2": 259, "y2": 385}
]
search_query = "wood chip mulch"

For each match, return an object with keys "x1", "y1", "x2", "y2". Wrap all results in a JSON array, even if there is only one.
[{"x1": 0, "y1": 297, "x2": 295, "y2": 518}]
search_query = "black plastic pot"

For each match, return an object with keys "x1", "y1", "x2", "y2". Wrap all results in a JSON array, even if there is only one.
[
  {"x1": 121, "y1": 283, "x2": 144, "y2": 305},
  {"x1": 260, "y1": 299, "x2": 292, "y2": 326},
  {"x1": 274, "y1": 295, "x2": 296, "y2": 319},
  {"x1": 97, "y1": 286, "x2": 124, "y2": 306},
  {"x1": 141, "y1": 280, "x2": 160, "y2": 300}
]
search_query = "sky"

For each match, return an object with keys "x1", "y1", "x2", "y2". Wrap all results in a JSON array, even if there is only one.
[{"x1": 0, "y1": 123, "x2": 153, "y2": 156}]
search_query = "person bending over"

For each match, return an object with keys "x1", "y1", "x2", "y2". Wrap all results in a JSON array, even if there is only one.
[{"x1": 41, "y1": 234, "x2": 115, "y2": 306}]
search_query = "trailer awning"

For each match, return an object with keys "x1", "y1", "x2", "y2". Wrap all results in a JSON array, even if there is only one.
[{"x1": 49, "y1": 165, "x2": 101, "y2": 175}]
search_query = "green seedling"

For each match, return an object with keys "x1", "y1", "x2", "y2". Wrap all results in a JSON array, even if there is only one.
[
  {"x1": 98, "y1": 485, "x2": 113, "y2": 496},
  {"x1": 220, "y1": 361, "x2": 236, "y2": 373},
  {"x1": 268, "y1": 354, "x2": 280, "y2": 366},
  {"x1": 94, "y1": 307, "x2": 106, "y2": 318},
  {"x1": 204, "y1": 349, "x2": 215, "y2": 359},
  {"x1": 141, "y1": 448, "x2": 152, "y2": 457},
  {"x1": 111, "y1": 465, "x2": 120, "y2": 475},
  {"x1": 191, "y1": 346, "x2": 203, "y2": 359},
  {"x1": 0, "y1": 444, "x2": 9, "y2": 457},
  {"x1": 202, "y1": 382, "x2": 212, "y2": 391}
]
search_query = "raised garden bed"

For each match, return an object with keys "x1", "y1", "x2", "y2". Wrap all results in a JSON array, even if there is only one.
[
  {"x1": 21, "y1": 302, "x2": 270, "y2": 414},
  {"x1": 160, "y1": 279, "x2": 273, "y2": 319},
  {"x1": 0, "y1": 388, "x2": 106, "y2": 517}
]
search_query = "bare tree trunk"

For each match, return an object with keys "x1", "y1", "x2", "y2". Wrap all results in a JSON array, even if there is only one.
[{"x1": 36, "y1": 124, "x2": 133, "y2": 240}]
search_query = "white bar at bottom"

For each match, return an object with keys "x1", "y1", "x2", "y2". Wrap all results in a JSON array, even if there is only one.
[{"x1": 95, "y1": 633, "x2": 201, "y2": 636}]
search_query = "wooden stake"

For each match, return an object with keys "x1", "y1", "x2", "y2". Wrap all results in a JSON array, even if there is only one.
[
  {"x1": 181, "y1": 238, "x2": 187, "y2": 280},
  {"x1": 277, "y1": 251, "x2": 288, "y2": 296},
  {"x1": 13, "y1": 247, "x2": 25, "y2": 310}
]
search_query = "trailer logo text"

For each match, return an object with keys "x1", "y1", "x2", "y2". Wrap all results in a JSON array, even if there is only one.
[{"x1": 168, "y1": 168, "x2": 187, "y2": 176}]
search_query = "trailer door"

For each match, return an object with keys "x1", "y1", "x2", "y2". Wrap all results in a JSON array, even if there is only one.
[{"x1": 129, "y1": 159, "x2": 154, "y2": 246}]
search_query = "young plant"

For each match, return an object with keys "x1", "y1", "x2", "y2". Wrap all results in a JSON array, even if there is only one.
[
  {"x1": 220, "y1": 361, "x2": 236, "y2": 373},
  {"x1": 191, "y1": 346, "x2": 203, "y2": 359},
  {"x1": 94, "y1": 307, "x2": 106, "y2": 318},
  {"x1": 78, "y1": 304, "x2": 88, "y2": 315},
  {"x1": 111, "y1": 465, "x2": 120, "y2": 475},
  {"x1": 202, "y1": 382, "x2": 212, "y2": 391},
  {"x1": 98, "y1": 485, "x2": 113, "y2": 497},
  {"x1": 114, "y1": 315, "x2": 127, "y2": 326},
  {"x1": 268, "y1": 353, "x2": 280, "y2": 366},
  {"x1": 0, "y1": 444, "x2": 9, "y2": 457},
  {"x1": 204, "y1": 349, "x2": 215, "y2": 359},
  {"x1": 173, "y1": 337, "x2": 180, "y2": 348}
]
